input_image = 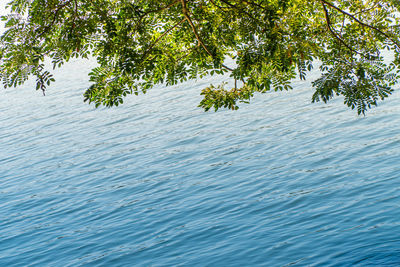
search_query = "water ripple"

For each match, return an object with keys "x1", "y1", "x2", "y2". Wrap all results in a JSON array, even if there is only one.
[{"x1": 1, "y1": 59, "x2": 400, "y2": 266}]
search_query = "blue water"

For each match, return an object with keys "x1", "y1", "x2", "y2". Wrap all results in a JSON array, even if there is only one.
[{"x1": 1, "y1": 59, "x2": 400, "y2": 266}]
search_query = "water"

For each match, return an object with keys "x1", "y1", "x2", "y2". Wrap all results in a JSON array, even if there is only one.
[{"x1": 1, "y1": 59, "x2": 400, "y2": 266}]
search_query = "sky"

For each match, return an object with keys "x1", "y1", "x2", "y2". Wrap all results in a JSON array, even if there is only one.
[{"x1": 0, "y1": 3, "x2": 6, "y2": 32}]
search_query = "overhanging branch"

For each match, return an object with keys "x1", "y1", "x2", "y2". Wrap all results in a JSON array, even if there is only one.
[
  {"x1": 37, "y1": 0, "x2": 73, "y2": 37},
  {"x1": 320, "y1": 1, "x2": 365, "y2": 57},
  {"x1": 321, "y1": 0, "x2": 400, "y2": 48},
  {"x1": 180, "y1": 0, "x2": 233, "y2": 71},
  {"x1": 142, "y1": 18, "x2": 186, "y2": 60}
]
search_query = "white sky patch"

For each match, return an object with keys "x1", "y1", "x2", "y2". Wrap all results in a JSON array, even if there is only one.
[{"x1": 0, "y1": 2, "x2": 8, "y2": 33}]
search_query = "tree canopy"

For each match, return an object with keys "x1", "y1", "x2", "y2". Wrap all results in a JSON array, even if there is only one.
[{"x1": 1, "y1": 0, "x2": 400, "y2": 114}]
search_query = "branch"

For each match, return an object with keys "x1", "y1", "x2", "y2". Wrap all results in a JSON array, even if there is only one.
[
  {"x1": 180, "y1": 0, "x2": 233, "y2": 71},
  {"x1": 37, "y1": 0, "x2": 73, "y2": 38},
  {"x1": 181, "y1": 0, "x2": 212, "y2": 56},
  {"x1": 209, "y1": 0, "x2": 233, "y2": 11},
  {"x1": 142, "y1": 18, "x2": 186, "y2": 60},
  {"x1": 320, "y1": 1, "x2": 364, "y2": 57},
  {"x1": 143, "y1": 0, "x2": 180, "y2": 15},
  {"x1": 218, "y1": 0, "x2": 237, "y2": 8},
  {"x1": 219, "y1": 0, "x2": 260, "y2": 22},
  {"x1": 354, "y1": 1, "x2": 381, "y2": 15},
  {"x1": 73, "y1": 0, "x2": 78, "y2": 15},
  {"x1": 176, "y1": 46, "x2": 198, "y2": 62},
  {"x1": 241, "y1": 0, "x2": 269, "y2": 12},
  {"x1": 321, "y1": 0, "x2": 400, "y2": 48}
]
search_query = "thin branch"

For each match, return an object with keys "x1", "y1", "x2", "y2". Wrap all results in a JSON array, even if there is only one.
[
  {"x1": 180, "y1": 0, "x2": 233, "y2": 71},
  {"x1": 71, "y1": 0, "x2": 78, "y2": 32},
  {"x1": 241, "y1": 0, "x2": 268, "y2": 12},
  {"x1": 320, "y1": 1, "x2": 363, "y2": 57},
  {"x1": 339, "y1": 13, "x2": 345, "y2": 35},
  {"x1": 176, "y1": 46, "x2": 198, "y2": 62},
  {"x1": 218, "y1": 0, "x2": 237, "y2": 8},
  {"x1": 209, "y1": 0, "x2": 233, "y2": 11},
  {"x1": 37, "y1": 0, "x2": 73, "y2": 37},
  {"x1": 142, "y1": 18, "x2": 186, "y2": 60},
  {"x1": 219, "y1": 0, "x2": 259, "y2": 22},
  {"x1": 143, "y1": 0, "x2": 180, "y2": 15},
  {"x1": 222, "y1": 63, "x2": 234, "y2": 72},
  {"x1": 321, "y1": 0, "x2": 400, "y2": 47},
  {"x1": 181, "y1": 0, "x2": 212, "y2": 56},
  {"x1": 73, "y1": 0, "x2": 78, "y2": 15},
  {"x1": 354, "y1": 1, "x2": 381, "y2": 15}
]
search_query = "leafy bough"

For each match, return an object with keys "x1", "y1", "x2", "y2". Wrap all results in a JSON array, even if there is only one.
[{"x1": 1, "y1": 0, "x2": 400, "y2": 114}]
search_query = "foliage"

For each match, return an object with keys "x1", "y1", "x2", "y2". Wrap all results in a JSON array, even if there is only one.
[{"x1": 1, "y1": 0, "x2": 400, "y2": 114}]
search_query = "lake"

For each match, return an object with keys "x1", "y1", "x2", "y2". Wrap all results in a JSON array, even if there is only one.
[{"x1": 1, "y1": 58, "x2": 400, "y2": 266}]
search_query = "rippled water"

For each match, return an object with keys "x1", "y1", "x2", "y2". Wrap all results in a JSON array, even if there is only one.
[{"x1": 1, "y1": 59, "x2": 400, "y2": 266}]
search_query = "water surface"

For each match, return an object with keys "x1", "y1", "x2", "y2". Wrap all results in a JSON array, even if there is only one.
[{"x1": 1, "y1": 59, "x2": 400, "y2": 266}]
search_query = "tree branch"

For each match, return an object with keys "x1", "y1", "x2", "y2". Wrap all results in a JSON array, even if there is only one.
[
  {"x1": 321, "y1": 0, "x2": 400, "y2": 48},
  {"x1": 320, "y1": 1, "x2": 364, "y2": 57},
  {"x1": 219, "y1": 0, "x2": 260, "y2": 22},
  {"x1": 354, "y1": 1, "x2": 381, "y2": 15},
  {"x1": 142, "y1": 18, "x2": 186, "y2": 60},
  {"x1": 241, "y1": 0, "x2": 269, "y2": 12},
  {"x1": 143, "y1": 0, "x2": 180, "y2": 15},
  {"x1": 37, "y1": 0, "x2": 73, "y2": 38},
  {"x1": 180, "y1": 0, "x2": 233, "y2": 71},
  {"x1": 209, "y1": 0, "x2": 233, "y2": 11},
  {"x1": 176, "y1": 46, "x2": 198, "y2": 62},
  {"x1": 181, "y1": 0, "x2": 212, "y2": 56}
]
